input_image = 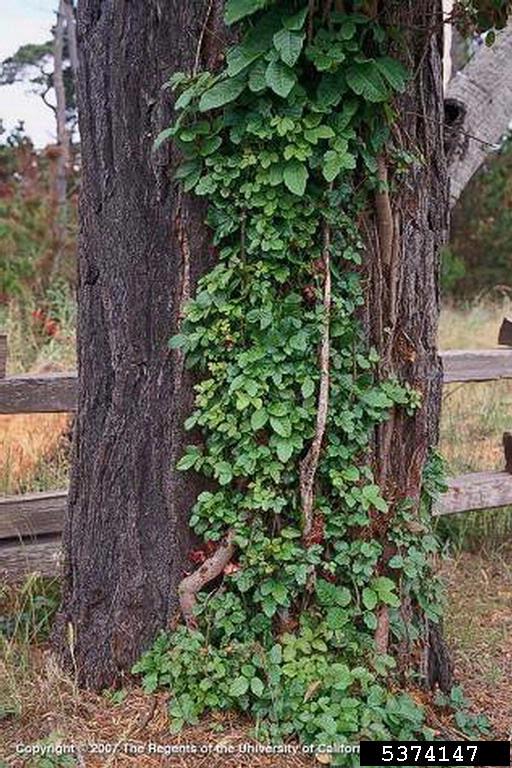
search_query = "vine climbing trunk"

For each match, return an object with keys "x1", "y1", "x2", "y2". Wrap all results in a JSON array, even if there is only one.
[
  {"x1": 52, "y1": 0, "x2": 226, "y2": 690},
  {"x1": 366, "y1": 0, "x2": 451, "y2": 689}
]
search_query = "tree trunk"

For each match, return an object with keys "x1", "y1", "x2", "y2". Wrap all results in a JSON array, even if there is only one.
[
  {"x1": 52, "y1": 0, "x2": 225, "y2": 690},
  {"x1": 54, "y1": 0, "x2": 452, "y2": 692},
  {"x1": 366, "y1": 0, "x2": 451, "y2": 689},
  {"x1": 446, "y1": 21, "x2": 512, "y2": 206},
  {"x1": 63, "y1": 0, "x2": 79, "y2": 81},
  {"x1": 51, "y1": 0, "x2": 71, "y2": 280}
]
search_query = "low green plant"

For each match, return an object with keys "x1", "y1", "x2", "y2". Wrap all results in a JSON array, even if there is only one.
[
  {"x1": 0, "y1": 575, "x2": 60, "y2": 644},
  {"x1": 434, "y1": 686, "x2": 490, "y2": 738}
]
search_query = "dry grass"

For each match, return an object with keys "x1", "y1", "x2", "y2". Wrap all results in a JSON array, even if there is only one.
[
  {"x1": 443, "y1": 546, "x2": 512, "y2": 740},
  {"x1": 438, "y1": 299, "x2": 512, "y2": 546},
  {"x1": 0, "y1": 414, "x2": 71, "y2": 496},
  {"x1": 1, "y1": 643, "x2": 314, "y2": 768}
]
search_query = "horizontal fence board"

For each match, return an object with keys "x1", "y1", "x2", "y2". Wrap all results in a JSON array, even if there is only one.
[
  {"x1": 441, "y1": 349, "x2": 512, "y2": 383},
  {"x1": 0, "y1": 372, "x2": 77, "y2": 413},
  {"x1": 0, "y1": 536, "x2": 61, "y2": 580},
  {"x1": 0, "y1": 490, "x2": 67, "y2": 539},
  {"x1": 434, "y1": 470, "x2": 512, "y2": 516},
  {"x1": 0, "y1": 350, "x2": 509, "y2": 417}
]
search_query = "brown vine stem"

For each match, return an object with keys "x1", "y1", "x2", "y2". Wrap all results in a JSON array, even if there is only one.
[
  {"x1": 299, "y1": 218, "x2": 331, "y2": 540},
  {"x1": 179, "y1": 529, "x2": 235, "y2": 628},
  {"x1": 374, "y1": 604, "x2": 390, "y2": 655},
  {"x1": 374, "y1": 155, "x2": 394, "y2": 269},
  {"x1": 193, "y1": 0, "x2": 215, "y2": 76},
  {"x1": 307, "y1": 0, "x2": 316, "y2": 43}
]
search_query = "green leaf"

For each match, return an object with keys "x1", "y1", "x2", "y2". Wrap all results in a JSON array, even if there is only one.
[
  {"x1": 283, "y1": 160, "x2": 308, "y2": 196},
  {"x1": 272, "y1": 582, "x2": 288, "y2": 605},
  {"x1": 169, "y1": 717, "x2": 185, "y2": 734},
  {"x1": 303, "y1": 125, "x2": 335, "y2": 144},
  {"x1": 269, "y1": 644, "x2": 282, "y2": 664},
  {"x1": 176, "y1": 451, "x2": 199, "y2": 471},
  {"x1": 362, "y1": 587, "x2": 378, "y2": 610},
  {"x1": 273, "y1": 28, "x2": 305, "y2": 68},
  {"x1": 262, "y1": 595, "x2": 277, "y2": 617},
  {"x1": 227, "y1": 44, "x2": 263, "y2": 77},
  {"x1": 229, "y1": 676, "x2": 249, "y2": 696},
  {"x1": 153, "y1": 126, "x2": 176, "y2": 152},
  {"x1": 346, "y1": 61, "x2": 389, "y2": 103},
  {"x1": 326, "y1": 607, "x2": 348, "y2": 630},
  {"x1": 215, "y1": 461, "x2": 233, "y2": 486},
  {"x1": 175, "y1": 159, "x2": 202, "y2": 180},
  {"x1": 175, "y1": 85, "x2": 197, "y2": 111},
  {"x1": 251, "y1": 408, "x2": 268, "y2": 431},
  {"x1": 362, "y1": 484, "x2": 389, "y2": 513},
  {"x1": 265, "y1": 59, "x2": 296, "y2": 98},
  {"x1": 168, "y1": 333, "x2": 187, "y2": 349},
  {"x1": 270, "y1": 416, "x2": 292, "y2": 438},
  {"x1": 331, "y1": 662, "x2": 353, "y2": 690},
  {"x1": 250, "y1": 676, "x2": 265, "y2": 697},
  {"x1": 322, "y1": 149, "x2": 355, "y2": 182},
  {"x1": 375, "y1": 56, "x2": 409, "y2": 93},
  {"x1": 225, "y1": 0, "x2": 265, "y2": 25},
  {"x1": 373, "y1": 576, "x2": 400, "y2": 607},
  {"x1": 276, "y1": 439, "x2": 294, "y2": 463},
  {"x1": 301, "y1": 378, "x2": 315, "y2": 398},
  {"x1": 248, "y1": 59, "x2": 267, "y2": 92},
  {"x1": 283, "y1": 6, "x2": 308, "y2": 31},
  {"x1": 199, "y1": 78, "x2": 246, "y2": 112}
]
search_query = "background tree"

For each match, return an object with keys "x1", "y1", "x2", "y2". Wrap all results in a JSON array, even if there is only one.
[
  {"x1": 446, "y1": 20, "x2": 512, "y2": 205},
  {"x1": 0, "y1": 0, "x2": 78, "y2": 279}
]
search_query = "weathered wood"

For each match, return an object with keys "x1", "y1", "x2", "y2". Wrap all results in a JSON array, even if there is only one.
[
  {"x1": 0, "y1": 372, "x2": 77, "y2": 413},
  {"x1": 0, "y1": 490, "x2": 67, "y2": 539},
  {"x1": 434, "y1": 470, "x2": 512, "y2": 516},
  {"x1": 0, "y1": 333, "x2": 6, "y2": 378},
  {"x1": 0, "y1": 536, "x2": 62, "y2": 580},
  {"x1": 504, "y1": 432, "x2": 512, "y2": 474},
  {"x1": 498, "y1": 317, "x2": 512, "y2": 347},
  {"x1": 441, "y1": 349, "x2": 512, "y2": 383}
]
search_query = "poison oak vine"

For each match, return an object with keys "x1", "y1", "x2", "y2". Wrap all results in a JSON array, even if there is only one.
[{"x1": 133, "y1": 0, "x2": 495, "y2": 753}]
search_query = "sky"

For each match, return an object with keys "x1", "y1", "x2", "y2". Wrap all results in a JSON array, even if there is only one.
[{"x1": 0, "y1": 0, "x2": 57, "y2": 146}]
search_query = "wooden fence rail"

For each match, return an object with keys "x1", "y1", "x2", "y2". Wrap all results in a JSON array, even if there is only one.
[{"x1": 1, "y1": 319, "x2": 512, "y2": 579}]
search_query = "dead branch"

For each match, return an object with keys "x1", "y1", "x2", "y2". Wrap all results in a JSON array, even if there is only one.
[
  {"x1": 299, "y1": 220, "x2": 331, "y2": 539},
  {"x1": 178, "y1": 529, "x2": 235, "y2": 628}
]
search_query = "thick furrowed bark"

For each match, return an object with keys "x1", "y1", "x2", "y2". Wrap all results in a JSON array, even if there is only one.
[
  {"x1": 52, "y1": 0, "x2": 225, "y2": 690},
  {"x1": 366, "y1": 0, "x2": 451, "y2": 690}
]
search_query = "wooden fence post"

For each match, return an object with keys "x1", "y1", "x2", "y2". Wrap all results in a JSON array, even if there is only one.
[
  {"x1": 0, "y1": 333, "x2": 6, "y2": 379},
  {"x1": 498, "y1": 317, "x2": 512, "y2": 347},
  {"x1": 499, "y1": 318, "x2": 512, "y2": 474},
  {"x1": 504, "y1": 432, "x2": 512, "y2": 474}
]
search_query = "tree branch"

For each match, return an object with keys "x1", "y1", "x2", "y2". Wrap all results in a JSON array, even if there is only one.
[{"x1": 447, "y1": 21, "x2": 512, "y2": 207}]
